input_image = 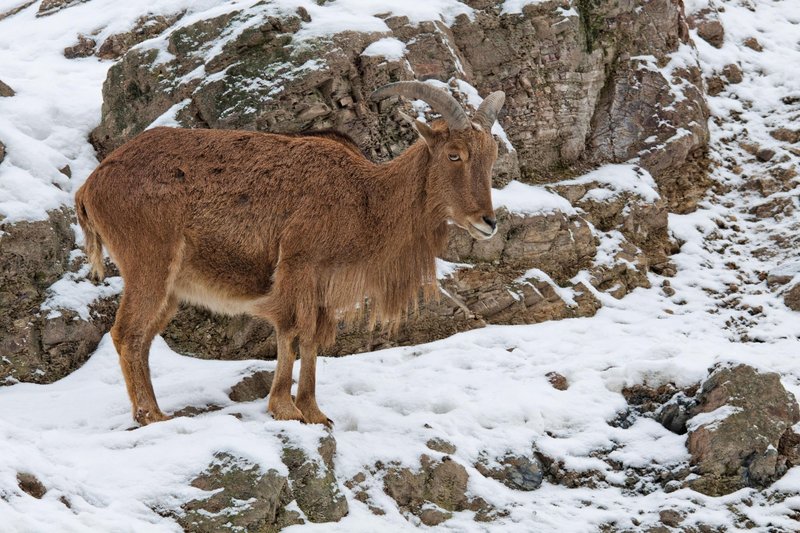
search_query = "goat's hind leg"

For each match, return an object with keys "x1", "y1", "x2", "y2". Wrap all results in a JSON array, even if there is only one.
[{"x1": 111, "y1": 260, "x2": 180, "y2": 426}]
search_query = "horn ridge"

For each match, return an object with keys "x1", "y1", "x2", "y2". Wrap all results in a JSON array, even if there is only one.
[
  {"x1": 371, "y1": 81, "x2": 471, "y2": 131},
  {"x1": 475, "y1": 90, "x2": 506, "y2": 130}
]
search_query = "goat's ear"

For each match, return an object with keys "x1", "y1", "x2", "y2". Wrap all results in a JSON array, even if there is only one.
[{"x1": 399, "y1": 111, "x2": 437, "y2": 150}]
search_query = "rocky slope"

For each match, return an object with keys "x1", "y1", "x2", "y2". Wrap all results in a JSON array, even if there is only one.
[
  {"x1": 2, "y1": 0, "x2": 707, "y2": 382},
  {"x1": 5, "y1": 0, "x2": 800, "y2": 530}
]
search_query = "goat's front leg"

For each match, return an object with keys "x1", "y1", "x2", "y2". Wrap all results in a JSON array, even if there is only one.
[
  {"x1": 295, "y1": 341, "x2": 332, "y2": 427},
  {"x1": 267, "y1": 332, "x2": 305, "y2": 422}
]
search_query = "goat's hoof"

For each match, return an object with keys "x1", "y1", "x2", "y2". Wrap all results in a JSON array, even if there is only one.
[
  {"x1": 269, "y1": 403, "x2": 306, "y2": 423},
  {"x1": 298, "y1": 406, "x2": 333, "y2": 427},
  {"x1": 134, "y1": 407, "x2": 171, "y2": 426}
]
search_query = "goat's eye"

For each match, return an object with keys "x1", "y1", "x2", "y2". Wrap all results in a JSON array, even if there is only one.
[{"x1": 448, "y1": 153, "x2": 460, "y2": 161}]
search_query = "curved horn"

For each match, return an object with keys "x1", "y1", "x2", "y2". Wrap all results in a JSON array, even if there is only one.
[
  {"x1": 475, "y1": 91, "x2": 506, "y2": 131},
  {"x1": 371, "y1": 81, "x2": 471, "y2": 131}
]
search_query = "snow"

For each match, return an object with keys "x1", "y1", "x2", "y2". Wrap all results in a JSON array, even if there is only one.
[
  {"x1": 556, "y1": 164, "x2": 661, "y2": 203},
  {"x1": 493, "y1": 180, "x2": 577, "y2": 215},
  {"x1": 686, "y1": 405, "x2": 742, "y2": 432},
  {"x1": 501, "y1": 0, "x2": 549, "y2": 15},
  {"x1": 2, "y1": 0, "x2": 800, "y2": 530},
  {"x1": 41, "y1": 264, "x2": 123, "y2": 321},
  {"x1": 361, "y1": 37, "x2": 407, "y2": 60}
]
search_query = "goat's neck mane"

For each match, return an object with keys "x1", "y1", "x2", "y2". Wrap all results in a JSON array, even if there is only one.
[{"x1": 357, "y1": 140, "x2": 449, "y2": 324}]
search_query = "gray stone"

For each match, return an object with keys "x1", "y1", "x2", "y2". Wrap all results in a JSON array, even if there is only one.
[
  {"x1": 785, "y1": 283, "x2": 800, "y2": 311},
  {"x1": 64, "y1": 35, "x2": 96, "y2": 58},
  {"x1": 475, "y1": 453, "x2": 544, "y2": 491},
  {"x1": 426, "y1": 438, "x2": 456, "y2": 455},
  {"x1": 281, "y1": 432, "x2": 348, "y2": 523},
  {"x1": 686, "y1": 364, "x2": 800, "y2": 495},
  {"x1": 383, "y1": 455, "x2": 470, "y2": 524},
  {"x1": 179, "y1": 452, "x2": 300, "y2": 533},
  {"x1": 227, "y1": 370, "x2": 274, "y2": 402}
]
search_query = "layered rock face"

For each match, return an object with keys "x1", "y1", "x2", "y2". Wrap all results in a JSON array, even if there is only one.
[
  {"x1": 3, "y1": 0, "x2": 708, "y2": 381},
  {"x1": 90, "y1": 0, "x2": 709, "y2": 212}
]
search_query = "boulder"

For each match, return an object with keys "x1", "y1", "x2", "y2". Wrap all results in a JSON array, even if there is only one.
[
  {"x1": 0, "y1": 209, "x2": 115, "y2": 385},
  {"x1": 383, "y1": 455, "x2": 470, "y2": 524},
  {"x1": 38, "y1": 0, "x2": 85, "y2": 16},
  {"x1": 0, "y1": 79, "x2": 14, "y2": 97},
  {"x1": 179, "y1": 433, "x2": 347, "y2": 531},
  {"x1": 475, "y1": 452, "x2": 544, "y2": 491},
  {"x1": 64, "y1": 35, "x2": 96, "y2": 58},
  {"x1": 784, "y1": 283, "x2": 800, "y2": 311},
  {"x1": 97, "y1": 13, "x2": 183, "y2": 60},
  {"x1": 179, "y1": 453, "x2": 300, "y2": 532},
  {"x1": 227, "y1": 370, "x2": 274, "y2": 402},
  {"x1": 686, "y1": 364, "x2": 800, "y2": 495},
  {"x1": 280, "y1": 432, "x2": 348, "y2": 523}
]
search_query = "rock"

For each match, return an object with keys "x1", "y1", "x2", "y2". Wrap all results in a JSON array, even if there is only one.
[
  {"x1": 64, "y1": 35, "x2": 96, "y2": 58},
  {"x1": 686, "y1": 364, "x2": 800, "y2": 495},
  {"x1": 550, "y1": 169, "x2": 671, "y2": 269},
  {"x1": 0, "y1": 141, "x2": 5, "y2": 164},
  {"x1": 97, "y1": 13, "x2": 183, "y2": 60},
  {"x1": 475, "y1": 453, "x2": 544, "y2": 491},
  {"x1": 418, "y1": 506, "x2": 452, "y2": 526},
  {"x1": 722, "y1": 64, "x2": 743, "y2": 84},
  {"x1": 656, "y1": 393, "x2": 696, "y2": 435},
  {"x1": 784, "y1": 283, "x2": 800, "y2": 311},
  {"x1": 383, "y1": 455, "x2": 470, "y2": 523},
  {"x1": 17, "y1": 473, "x2": 46, "y2": 498},
  {"x1": 280, "y1": 432, "x2": 348, "y2": 523},
  {"x1": 0, "y1": 0, "x2": 37, "y2": 21},
  {"x1": 0, "y1": 79, "x2": 14, "y2": 97},
  {"x1": 659, "y1": 509, "x2": 683, "y2": 527},
  {"x1": 227, "y1": 370, "x2": 274, "y2": 402},
  {"x1": 749, "y1": 196, "x2": 793, "y2": 219},
  {"x1": 696, "y1": 20, "x2": 724, "y2": 47},
  {"x1": 622, "y1": 383, "x2": 682, "y2": 413},
  {"x1": 771, "y1": 128, "x2": 800, "y2": 144},
  {"x1": 743, "y1": 37, "x2": 763, "y2": 51},
  {"x1": 426, "y1": 438, "x2": 456, "y2": 455},
  {"x1": 755, "y1": 147, "x2": 776, "y2": 162},
  {"x1": 0, "y1": 209, "x2": 116, "y2": 385},
  {"x1": 58, "y1": 165, "x2": 71, "y2": 178},
  {"x1": 546, "y1": 371, "x2": 568, "y2": 391},
  {"x1": 705, "y1": 76, "x2": 725, "y2": 96},
  {"x1": 661, "y1": 280, "x2": 676, "y2": 297},
  {"x1": 179, "y1": 452, "x2": 300, "y2": 532},
  {"x1": 38, "y1": 0, "x2": 86, "y2": 16}
]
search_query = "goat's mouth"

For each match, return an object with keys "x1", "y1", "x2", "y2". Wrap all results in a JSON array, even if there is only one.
[{"x1": 467, "y1": 221, "x2": 496, "y2": 240}]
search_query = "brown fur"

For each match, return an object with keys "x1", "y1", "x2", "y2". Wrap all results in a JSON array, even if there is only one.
[{"x1": 75, "y1": 122, "x2": 499, "y2": 426}]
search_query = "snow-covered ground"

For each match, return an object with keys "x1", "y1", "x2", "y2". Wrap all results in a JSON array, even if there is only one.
[{"x1": 2, "y1": 0, "x2": 800, "y2": 531}]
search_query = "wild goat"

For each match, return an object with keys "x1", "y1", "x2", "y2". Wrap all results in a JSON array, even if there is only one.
[{"x1": 75, "y1": 81, "x2": 505, "y2": 426}]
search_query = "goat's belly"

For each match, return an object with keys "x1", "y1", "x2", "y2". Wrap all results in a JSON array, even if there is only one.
[{"x1": 173, "y1": 275, "x2": 261, "y2": 316}]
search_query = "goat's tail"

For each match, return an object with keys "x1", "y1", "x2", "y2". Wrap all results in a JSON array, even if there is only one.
[{"x1": 75, "y1": 187, "x2": 105, "y2": 281}]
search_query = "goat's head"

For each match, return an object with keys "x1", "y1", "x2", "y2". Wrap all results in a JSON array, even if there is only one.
[{"x1": 372, "y1": 82, "x2": 506, "y2": 240}]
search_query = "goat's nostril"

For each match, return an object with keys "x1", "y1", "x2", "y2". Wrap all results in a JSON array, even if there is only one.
[{"x1": 482, "y1": 216, "x2": 497, "y2": 231}]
